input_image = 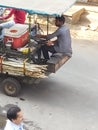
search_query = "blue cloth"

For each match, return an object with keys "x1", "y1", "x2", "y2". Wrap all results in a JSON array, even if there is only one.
[
  {"x1": 0, "y1": 7, "x2": 5, "y2": 16},
  {"x1": 0, "y1": 20, "x2": 15, "y2": 39}
]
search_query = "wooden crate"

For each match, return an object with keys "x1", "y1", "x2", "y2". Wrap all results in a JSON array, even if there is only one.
[{"x1": 47, "y1": 53, "x2": 71, "y2": 73}]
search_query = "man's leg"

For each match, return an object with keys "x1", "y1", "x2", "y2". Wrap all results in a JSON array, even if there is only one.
[{"x1": 41, "y1": 44, "x2": 56, "y2": 60}]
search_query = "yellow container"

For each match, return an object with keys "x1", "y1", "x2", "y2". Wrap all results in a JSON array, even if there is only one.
[{"x1": 19, "y1": 48, "x2": 32, "y2": 54}]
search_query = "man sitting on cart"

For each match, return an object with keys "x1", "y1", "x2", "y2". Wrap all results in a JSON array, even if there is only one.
[
  {"x1": 35, "y1": 15, "x2": 72, "y2": 63},
  {"x1": 0, "y1": 8, "x2": 26, "y2": 39}
]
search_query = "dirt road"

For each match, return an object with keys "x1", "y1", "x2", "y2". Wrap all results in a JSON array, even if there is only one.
[{"x1": 0, "y1": 37, "x2": 98, "y2": 130}]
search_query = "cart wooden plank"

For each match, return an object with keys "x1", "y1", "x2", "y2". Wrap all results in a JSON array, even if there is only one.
[{"x1": 47, "y1": 53, "x2": 71, "y2": 73}]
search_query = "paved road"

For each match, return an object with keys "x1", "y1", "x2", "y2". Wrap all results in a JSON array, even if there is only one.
[{"x1": 0, "y1": 38, "x2": 98, "y2": 130}]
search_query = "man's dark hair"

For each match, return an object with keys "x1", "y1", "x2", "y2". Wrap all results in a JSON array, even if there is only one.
[
  {"x1": 7, "y1": 106, "x2": 21, "y2": 121},
  {"x1": 55, "y1": 15, "x2": 65, "y2": 23}
]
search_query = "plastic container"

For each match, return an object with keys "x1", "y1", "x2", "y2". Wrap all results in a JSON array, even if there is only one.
[{"x1": 4, "y1": 24, "x2": 29, "y2": 49}]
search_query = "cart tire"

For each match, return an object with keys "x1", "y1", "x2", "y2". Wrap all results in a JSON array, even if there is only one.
[{"x1": 2, "y1": 77, "x2": 21, "y2": 97}]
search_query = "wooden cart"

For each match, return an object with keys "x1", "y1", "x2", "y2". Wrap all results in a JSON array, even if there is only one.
[
  {"x1": 0, "y1": 38, "x2": 70, "y2": 97},
  {"x1": 0, "y1": 0, "x2": 76, "y2": 96}
]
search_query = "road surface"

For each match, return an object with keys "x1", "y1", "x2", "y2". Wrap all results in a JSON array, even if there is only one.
[{"x1": 0, "y1": 38, "x2": 98, "y2": 130}]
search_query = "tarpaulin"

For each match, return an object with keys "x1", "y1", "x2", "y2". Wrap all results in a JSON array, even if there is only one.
[{"x1": 0, "y1": 0, "x2": 77, "y2": 16}]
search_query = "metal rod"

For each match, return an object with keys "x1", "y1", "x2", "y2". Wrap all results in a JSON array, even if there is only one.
[
  {"x1": 46, "y1": 15, "x2": 49, "y2": 35},
  {"x1": 28, "y1": 14, "x2": 32, "y2": 60}
]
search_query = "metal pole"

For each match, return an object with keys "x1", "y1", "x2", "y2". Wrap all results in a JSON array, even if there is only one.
[
  {"x1": 46, "y1": 15, "x2": 49, "y2": 35},
  {"x1": 28, "y1": 14, "x2": 32, "y2": 60}
]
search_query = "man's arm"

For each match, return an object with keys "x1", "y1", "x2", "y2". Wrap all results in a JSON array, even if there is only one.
[
  {"x1": 36, "y1": 34, "x2": 47, "y2": 39},
  {"x1": 0, "y1": 8, "x2": 14, "y2": 20}
]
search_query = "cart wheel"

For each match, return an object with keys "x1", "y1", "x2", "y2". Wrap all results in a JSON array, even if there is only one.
[{"x1": 2, "y1": 77, "x2": 21, "y2": 97}]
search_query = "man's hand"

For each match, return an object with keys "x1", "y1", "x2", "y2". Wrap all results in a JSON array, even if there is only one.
[{"x1": 46, "y1": 41, "x2": 54, "y2": 46}]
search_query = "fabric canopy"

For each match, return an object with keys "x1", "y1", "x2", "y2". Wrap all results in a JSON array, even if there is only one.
[{"x1": 0, "y1": 0, "x2": 77, "y2": 16}]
